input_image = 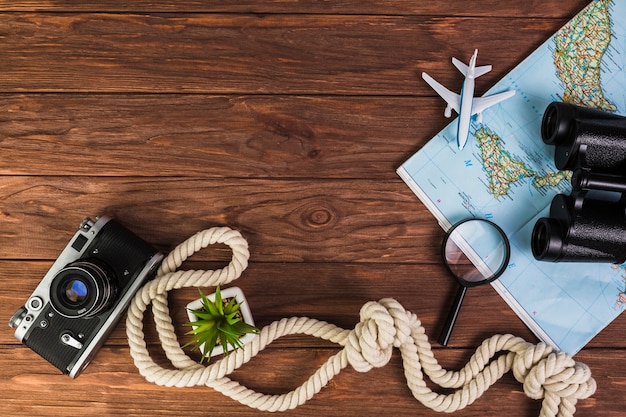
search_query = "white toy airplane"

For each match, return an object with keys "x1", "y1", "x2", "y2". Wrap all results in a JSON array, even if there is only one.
[{"x1": 422, "y1": 49, "x2": 515, "y2": 150}]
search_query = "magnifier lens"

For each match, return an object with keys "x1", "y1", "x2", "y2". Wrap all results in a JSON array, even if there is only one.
[
  {"x1": 443, "y1": 219, "x2": 510, "y2": 285},
  {"x1": 438, "y1": 219, "x2": 510, "y2": 346}
]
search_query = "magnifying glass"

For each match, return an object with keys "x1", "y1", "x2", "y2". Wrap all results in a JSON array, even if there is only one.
[{"x1": 438, "y1": 218, "x2": 510, "y2": 346}]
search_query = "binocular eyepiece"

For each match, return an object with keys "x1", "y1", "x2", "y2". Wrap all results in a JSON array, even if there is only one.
[
  {"x1": 532, "y1": 102, "x2": 626, "y2": 263},
  {"x1": 541, "y1": 101, "x2": 626, "y2": 172},
  {"x1": 531, "y1": 193, "x2": 626, "y2": 263}
]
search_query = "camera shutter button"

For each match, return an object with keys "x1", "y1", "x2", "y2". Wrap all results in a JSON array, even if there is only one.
[{"x1": 28, "y1": 297, "x2": 43, "y2": 311}]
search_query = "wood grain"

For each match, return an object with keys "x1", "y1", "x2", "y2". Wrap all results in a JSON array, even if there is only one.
[
  {"x1": 1, "y1": 346, "x2": 621, "y2": 416},
  {"x1": 0, "y1": 95, "x2": 442, "y2": 178},
  {"x1": 0, "y1": 1, "x2": 618, "y2": 416},
  {"x1": 0, "y1": 1, "x2": 590, "y2": 16},
  {"x1": 0, "y1": 14, "x2": 568, "y2": 94},
  {"x1": 0, "y1": 177, "x2": 440, "y2": 262}
]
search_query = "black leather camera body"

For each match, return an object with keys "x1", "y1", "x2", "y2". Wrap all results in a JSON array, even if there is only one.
[
  {"x1": 532, "y1": 102, "x2": 626, "y2": 263},
  {"x1": 9, "y1": 217, "x2": 163, "y2": 377}
]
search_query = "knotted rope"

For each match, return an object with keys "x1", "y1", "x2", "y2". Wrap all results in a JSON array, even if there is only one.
[{"x1": 126, "y1": 227, "x2": 596, "y2": 416}]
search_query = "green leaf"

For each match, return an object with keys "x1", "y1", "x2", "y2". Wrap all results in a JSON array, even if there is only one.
[
  {"x1": 205, "y1": 300, "x2": 220, "y2": 316},
  {"x1": 233, "y1": 321, "x2": 260, "y2": 335},
  {"x1": 224, "y1": 297, "x2": 238, "y2": 314},
  {"x1": 225, "y1": 311, "x2": 241, "y2": 325},
  {"x1": 214, "y1": 286, "x2": 224, "y2": 316},
  {"x1": 199, "y1": 289, "x2": 211, "y2": 308}
]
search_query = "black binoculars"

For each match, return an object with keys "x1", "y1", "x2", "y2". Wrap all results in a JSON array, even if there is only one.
[{"x1": 532, "y1": 102, "x2": 626, "y2": 263}]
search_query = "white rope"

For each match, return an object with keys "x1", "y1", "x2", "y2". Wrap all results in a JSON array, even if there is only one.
[{"x1": 126, "y1": 227, "x2": 597, "y2": 415}]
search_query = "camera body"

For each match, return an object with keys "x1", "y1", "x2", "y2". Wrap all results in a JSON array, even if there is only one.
[
  {"x1": 9, "y1": 216, "x2": 163, "y2": 377},
  {"x1": 532, "y1": 102, "x2": 626, "y2": 263}
]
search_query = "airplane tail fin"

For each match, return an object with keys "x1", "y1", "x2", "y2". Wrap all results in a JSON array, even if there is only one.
[
  {"x1": 473, "y1": 65, "x2": 492, "y2": 78},
  {"x1": 453, "y1": 49, "x2": 492, "y2": 78}
]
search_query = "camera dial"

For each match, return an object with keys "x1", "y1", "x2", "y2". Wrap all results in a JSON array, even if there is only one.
[
  {"x1": 50, "y1": 260, "x2": 118, "y2": 319},
  {"x1": 8, "y1": 306, "x2": 28, "y2": 329}
]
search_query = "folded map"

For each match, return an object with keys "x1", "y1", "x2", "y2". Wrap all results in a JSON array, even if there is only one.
[{"x1": 397, "y1": 0, "x2": 626, "y2": 354}]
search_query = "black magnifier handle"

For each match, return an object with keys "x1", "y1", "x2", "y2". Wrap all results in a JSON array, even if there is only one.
[{"x1": 438, "y1": 285, "x2": 467, "y2": 346}]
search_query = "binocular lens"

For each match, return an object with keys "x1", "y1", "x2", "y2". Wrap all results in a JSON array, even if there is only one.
[
  {"x1": 541, "y1": 101, "x2": 626, "y2": 172},
  {"x1": 541, "y1": 104, "x2": 560, "y2": 144},
  {"x1": 531, "y1": 218, "x2": 563, "y2": 261}
]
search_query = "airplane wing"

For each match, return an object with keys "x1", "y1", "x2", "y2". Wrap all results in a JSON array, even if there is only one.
[
  {"x1": 422, "y1": 72, "x2": 460, "y2": 114},
  {"x1": 471, "y1": 90, "x2": 516, "y2": 115}
]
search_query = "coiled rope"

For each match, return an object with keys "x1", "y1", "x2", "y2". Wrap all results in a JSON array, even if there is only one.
[{"x1": 126, "y1": 227, "x2": 596, "y2": 416}]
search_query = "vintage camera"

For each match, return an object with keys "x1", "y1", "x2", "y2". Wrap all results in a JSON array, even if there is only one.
[
  {"x1": 9, "y1": 216, "x2": 163, "y2": 377},
  {"x1": 532, "y1": 102, "x2": 626, "y2": 263}
]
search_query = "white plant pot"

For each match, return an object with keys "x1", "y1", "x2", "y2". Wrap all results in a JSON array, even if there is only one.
[{"x1": 185, "y1": 286, "x2": 256, "y2": 358}]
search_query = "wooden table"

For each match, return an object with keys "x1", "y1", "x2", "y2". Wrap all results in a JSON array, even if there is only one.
[{"x1": 1, "y1": 1, "x2": 622, "y2": 416}]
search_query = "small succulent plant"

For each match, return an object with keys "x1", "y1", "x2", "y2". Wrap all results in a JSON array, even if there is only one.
[{"x1": 183, "y1": 286, "x2": 260, "y2": 363}]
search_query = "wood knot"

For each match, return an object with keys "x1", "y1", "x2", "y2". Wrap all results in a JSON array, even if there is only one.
[{"x1": 298, "y1": 200, "x2": 339, "y2": 230}]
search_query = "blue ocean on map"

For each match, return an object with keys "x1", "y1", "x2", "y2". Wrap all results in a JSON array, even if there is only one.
[{"x1": 398, "y1": 0, "x2": 626, "y2": 353}]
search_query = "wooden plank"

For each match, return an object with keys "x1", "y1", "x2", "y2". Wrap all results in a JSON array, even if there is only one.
[
  {"x1": 0, "y1": 344, "x2": 613, "y2": 417},
  {"x1": 0, "y1": 176, "x2": 442, "y2": 263},
  {"x1": 6, "y1": 259, "x2": 624, "y2": 350},
  {"x1": 0, "y1": 95, "x2": 445, "y2": 178},
  {"x1": 0, "y1": 14, "x2": 569, "y2": 94},
  {"x1": 0, "y1": 0, "x2": 590, "y2": 18},
  {"x1": 0, "y1": 345, "x2": 535, "y2": 416},
  {"x1": 3, "y1": 260, "x2": 549, "y2": 348}
]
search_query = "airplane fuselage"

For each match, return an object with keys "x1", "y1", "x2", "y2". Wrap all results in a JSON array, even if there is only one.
[{"x1": 457, "y1": 74, "x2": 476, "y2": 150}]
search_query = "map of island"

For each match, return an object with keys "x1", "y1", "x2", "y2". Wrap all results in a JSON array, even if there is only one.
[
  {"x1": 475, "y1": 127, "x2": 534, "y2": 198},
  {"x1": 554, "y1": 0, "x2": 617, "y2": 111},
  {"x1": 475, "y1": 127, "x2": 571, "y2": 198}
]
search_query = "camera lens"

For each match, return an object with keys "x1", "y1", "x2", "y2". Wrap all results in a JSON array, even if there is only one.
[
  {"x1": 50, "y1": 260, "x2": 117, "y2": 318},
  {"x1": 64, "y1": 279, "x2": 88, "y2": 304}
]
